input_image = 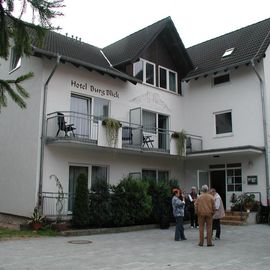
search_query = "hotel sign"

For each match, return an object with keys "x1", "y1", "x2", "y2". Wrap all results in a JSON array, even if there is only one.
[{"x1": 71, "y1": 80, "x2": 119, "y2": 98}]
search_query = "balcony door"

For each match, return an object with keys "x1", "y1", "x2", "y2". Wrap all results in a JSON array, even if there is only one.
[
  {"x1": 158, "y1": 114, "x2": 169, "y2": 150},
  {"x1": 71, "y1": 95, "x2": 91, "y2": 139}
]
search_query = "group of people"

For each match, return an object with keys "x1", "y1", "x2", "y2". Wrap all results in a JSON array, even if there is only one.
[{"x1": 171, "y1": 185, "x2": 225, "y2": 246}]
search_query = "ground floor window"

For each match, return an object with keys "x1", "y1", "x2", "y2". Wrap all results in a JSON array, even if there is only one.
[
  {"x1": 226, "y1": 163, "x2": 242, "y2": 192},
  {"x1": 68, "y1": 164, "x2": 108, "y2": 211},
  {"x1": 142, "y1": 169, "x2": 169, "y2": 182}
]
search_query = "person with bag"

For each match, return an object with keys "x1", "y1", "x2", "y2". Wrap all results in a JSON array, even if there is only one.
[
  {"x1": 210, "y1": 188, "x2": 225, "y2": 240},
  {"x1": 172, "y1": 188, "x2": 187, "y2": 241}
]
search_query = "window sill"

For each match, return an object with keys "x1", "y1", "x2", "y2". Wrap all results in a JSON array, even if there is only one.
[
  {"x1": 213, "y1": 133, "x2": 233, "y2": 139},
  {"x1": 140, "y1": 82, "x2": 181, "y2": 96}
]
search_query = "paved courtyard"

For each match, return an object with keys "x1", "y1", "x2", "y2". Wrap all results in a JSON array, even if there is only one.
[{"x1": 0, "y1": 224, "x2": 270, "y2": 270}]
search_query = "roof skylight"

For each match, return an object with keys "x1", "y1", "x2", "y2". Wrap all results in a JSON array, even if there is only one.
[{"x1": 222, "y1": 48, "x2": 234, "y2": 58}]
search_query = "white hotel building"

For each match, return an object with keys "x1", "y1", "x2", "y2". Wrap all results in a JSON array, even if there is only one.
[{"x1": 0, "y1": 17, "x2": 270, "y2": 218}]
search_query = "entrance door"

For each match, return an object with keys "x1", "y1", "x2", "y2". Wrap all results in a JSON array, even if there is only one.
[{"x1": 210, "y1": 170, "x2": 226, "y2": 208}]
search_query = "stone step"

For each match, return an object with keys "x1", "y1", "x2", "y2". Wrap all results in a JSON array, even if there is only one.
[
  {"x1": 225, "y1": 211, "x2": 249, "y2": 217},
  {"x1": 221, "y1": 219, "x2": 246, "y2": 226},
  {"x1": 221, "y1": 215, "x2": 246, "y2": 221}
]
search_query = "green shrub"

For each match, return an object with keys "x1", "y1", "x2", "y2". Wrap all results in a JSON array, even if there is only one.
[
  {"x1": 72, "y1": 173, "x2": 89, "y2": 228},
  {"x1": 111, "y1": 177, "x2": 152, "y2": 226},
  {"x1": 144, "y1": 178, "x2": 172, "y2": 226},
  {"x1": 88, "y1": 181, "x2": 112, "y2": 227}
]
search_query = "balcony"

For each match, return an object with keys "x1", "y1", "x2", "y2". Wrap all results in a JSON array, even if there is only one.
[{"x1": 46, "y1": 111, "x2": 202, "y2": 156}]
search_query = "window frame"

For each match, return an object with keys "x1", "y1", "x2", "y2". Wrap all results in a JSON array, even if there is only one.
[
  {"x1": 214, "y1": 110, "x2": 233, "y2": 137},
  {"x1": 133, "y1": 58, "x2": 156, "y2": 86},
  {"x1": 158, "y1": 65, "x2": 178, "y2": 92},
  {"x1": 142, "y1": 169, "x2": 170, "y2": 182}
]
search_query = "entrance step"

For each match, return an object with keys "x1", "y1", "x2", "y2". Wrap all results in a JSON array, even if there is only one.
[{"x1": 221, "y1": 211, "x2": 248, "y2": 226}]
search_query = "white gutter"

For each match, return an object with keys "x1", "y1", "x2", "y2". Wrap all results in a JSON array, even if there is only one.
[
  {"x1": 37, "y1": 54, "x2": 61, "y2": 210},
  {"x1": 251, "y1": 59, "x2": 270, "y2": 204}
]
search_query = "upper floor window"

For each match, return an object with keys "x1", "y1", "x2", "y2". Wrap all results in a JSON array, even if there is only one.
[
  {"x1": 214, "y1": 110, "x2": 232, "y2": 135},
  {"x1": 133, "y1": 58, "x2": 156, "y2": 86},
  {"x1": 9, "y1": 47, "x2": 21, "y2": 73},
  {"x1": 213, "y1": 74, "x2": 230, "y2": 86},
  {"x1": 159, "y1": 66, "x2": 177, "y2": 92}
]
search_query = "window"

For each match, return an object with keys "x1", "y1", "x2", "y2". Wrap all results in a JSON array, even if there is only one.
[
  {"x1": 222, "y1": 48, "x2": 234, "y2": 58},
  {"x1": 68, "y1": 165, "x2": 108, "y2": 211},
  {"x1": 94, "y1": 97, "x2": 109, "y2": 121},
  {"x1": 133, "y1": 58, "x2": 156, "y2": 86},
  {"x1": 142, "y1": 110, "x2": 156, "y2": 134},
  {"x1": 91, "y1": 166, "x2": 108, "y2": 189},
  {"x1": 142, "y1": 169, "x2": 169, "y2": 182},
  {"x1": 215, "y1": 111, "x2": 232, "y2": 135},
  {"x1": 9, "y1": 47, "x2": 21, "y2": 72},
  {"x1": 213, "y1": 74, "x2": 230, "y2": 85},
  {"x1": 159, "y1": 66, "x2": 177, "y2": 92},
  {"x1": 227, "y1": 167, "x2": 242, "y2": 192}
]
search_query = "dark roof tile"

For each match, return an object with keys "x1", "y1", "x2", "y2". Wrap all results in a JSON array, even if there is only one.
[{"x1": 185, "y1": 18, "x2": 270, "y2": 79}]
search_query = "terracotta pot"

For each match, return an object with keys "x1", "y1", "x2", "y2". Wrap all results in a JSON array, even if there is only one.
[{"x1": 32, "y1": 222, "x2": 42, "y2": 230}]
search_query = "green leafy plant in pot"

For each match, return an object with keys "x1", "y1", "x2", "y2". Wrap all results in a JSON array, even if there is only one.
[
  {"x1": 28, "y1": 207, "x2": 44, "y2": 230},
  {"x1": 102, "y1": 117, "x2": 121, "y2": 147},
  {"x1": 171, "y1": 130, "x2": 187, "y2": 156}
]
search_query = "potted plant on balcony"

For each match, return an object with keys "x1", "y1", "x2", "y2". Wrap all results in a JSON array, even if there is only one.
[
  {"x1": 171, "y1": 130, "x2": 187, "y2": 156},
  {"x1": 28, "y1": 207, "x2": 44, "y2": 230},
  {"x1": 102, "y1": 117, "x2": 121, "y2": 147}
]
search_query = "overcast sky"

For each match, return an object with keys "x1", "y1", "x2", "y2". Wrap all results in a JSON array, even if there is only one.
[{"x1": 50, "y1": 0, "x2": 270, "y2": 48}]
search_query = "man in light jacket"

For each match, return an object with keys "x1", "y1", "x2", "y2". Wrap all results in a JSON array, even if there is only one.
[
  {"x1": 210, "y1": 188, "x2": 225, "y2": 240},
  {"x1": 195, "y1": 185, "x2": 215, "y2": 246}
]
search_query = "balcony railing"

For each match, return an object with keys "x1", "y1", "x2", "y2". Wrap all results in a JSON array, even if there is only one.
[
  {"x1": 42, "y1": 192, "x2": 71, "y2": 217},
  {"x1": 46, "y1": 111, "x2": 202, "y2": 155}
]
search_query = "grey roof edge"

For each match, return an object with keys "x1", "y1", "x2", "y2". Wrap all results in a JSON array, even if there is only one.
[
  {"x1": 32, "y1": 46, "x2": 140, "y2": 85},
  {"x1": 183, "y1": 57, "x2": 263, "y2": 81},
  {"x1": 187, "y1": 145, "x2": 264, "y2": 156}
]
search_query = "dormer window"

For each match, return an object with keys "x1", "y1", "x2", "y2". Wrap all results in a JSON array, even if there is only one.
[
  {"x1": 9, "y1": 47, "x2": 21, "y2": 73},
  {"x1": 133, "y1": 58, "x2": 156, "y2": 86},
  {"x1": 159, "y1": 66, "x2": 177, "y2": 92},
  {"x1": 222, "y1": 48, "x2": 234, "y2": 58}
]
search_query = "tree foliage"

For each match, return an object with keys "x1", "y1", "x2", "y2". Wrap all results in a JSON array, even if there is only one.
[{"x1": 0, "y1": 0, "x2": 64, "y2": 111}]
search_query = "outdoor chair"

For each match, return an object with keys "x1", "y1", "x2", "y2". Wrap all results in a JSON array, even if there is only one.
[{"x1": 56, "y1": 112, "x2": 76, "y2": 137}]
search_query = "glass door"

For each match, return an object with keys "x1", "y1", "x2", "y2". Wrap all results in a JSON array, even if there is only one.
[
  {"x1": 71, "y1": 95, "x2": 91, "y2": 139},
  {"x1": 158, "y1": 114, "x2": 169, "y2": 151},
  {"x1": 129, "y1": 107, "x2": 142, "y2": 146},
  {"x1": 197, "y1": 170, "x2": 209, "y2": 193},
  {"x1": 68, "y1": 166, "x2": 88, "y2": 211}
]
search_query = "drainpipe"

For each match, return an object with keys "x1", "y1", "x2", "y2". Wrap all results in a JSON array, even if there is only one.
[
  {"x1": 251, "y1": 59, "x2": 270, "y2": 205},
  {"x1": 38, "y1": 54, "x2": 61, "y2": 210}
]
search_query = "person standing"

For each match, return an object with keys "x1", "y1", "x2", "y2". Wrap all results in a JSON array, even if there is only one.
[
  {"x1": 195, "y1": 185, "x2": 215, "y2": 246},
  {"x1": 210, "y1": 188, "x2": 225, "y2": 240},
  {"x1": 172, "y1": 188, "x2": 187, "y2": 241},
  {"x1": 188, "y1": 186, "x2": 199, "y2": 228}
]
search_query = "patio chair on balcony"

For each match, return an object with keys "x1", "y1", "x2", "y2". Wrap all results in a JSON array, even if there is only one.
[{"x1": 56, "y1": 112, "x2": 76, "y2": 137}]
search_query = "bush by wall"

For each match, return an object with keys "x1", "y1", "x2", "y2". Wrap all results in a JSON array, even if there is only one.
[
  {"x1": 110, "y1": 177, "x2": 152, "y2": 226},
  {"x1": 88, "y1": 181, "x2": 112, "y2": 227},
  {"x1": 72, "y1": 173, "x2": 89, "y2": 228}
]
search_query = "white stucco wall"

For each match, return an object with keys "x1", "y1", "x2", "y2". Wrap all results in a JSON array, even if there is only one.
[
  {"x1": 0, "y1": 55, "x2": 44, "y2": 217},
  {"x1": 182, "y1": 65, "x2": 264, "y2": 149}
]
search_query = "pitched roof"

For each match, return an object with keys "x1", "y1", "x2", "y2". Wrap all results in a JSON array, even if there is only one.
[
  {"x1": 102, "y1": 17, "x2": 193, "y2": 74},
  {"x1": 31, "y1": 30, "x2": 139, "y2": 84},
  {"x1": 185, "y1": 17, "x2": 270, "y2": 80}
]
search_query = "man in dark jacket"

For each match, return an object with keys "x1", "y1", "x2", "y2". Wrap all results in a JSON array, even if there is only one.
[{"x1": 195, "y1": 185, "x2": 215, "y2": 246}]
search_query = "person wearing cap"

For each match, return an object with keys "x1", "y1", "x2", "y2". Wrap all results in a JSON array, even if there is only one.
[
  {"x1": 172, "y1": 188, "x2": 187, "y2": 241},
  {"x1": 195, "y1": 185, "x2": 215, "y2": 246},
  {"x1": 187, "y1": 186, "x2": 199, "y2": 228}
]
